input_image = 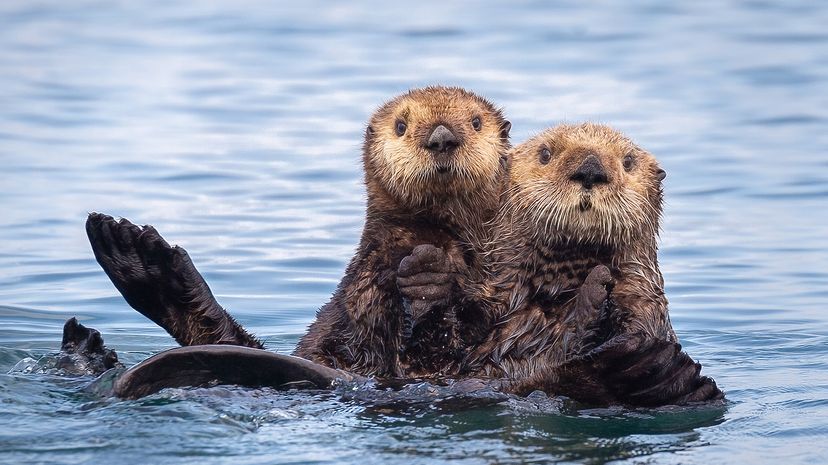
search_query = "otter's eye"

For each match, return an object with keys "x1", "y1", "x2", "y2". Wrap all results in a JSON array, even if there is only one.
[
  {"x1": 471, "y1": 117, "x2": 482, "y2": 131},
  {"x1": 623, "y1": 154, "x2": 634, "y2": 171},
  {"x1": 395, "y1": 120, "x2": 407, "y2": 137},
  {"x1": 539, "y1": 148, "x2": 552, "y2": 165}
]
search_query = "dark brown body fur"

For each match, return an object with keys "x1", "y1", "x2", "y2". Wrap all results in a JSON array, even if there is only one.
[{"x1": 293, "y1": 87, "x2": 511, "y2": 377}]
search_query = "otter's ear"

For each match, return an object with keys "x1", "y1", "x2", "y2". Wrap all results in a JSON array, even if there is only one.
[
  {"x1": 656, "y1": 169, "x2": 666, "y2": 181},
  {"x1": 500, "y1": 121, "x2": 512, "y2": 140}
]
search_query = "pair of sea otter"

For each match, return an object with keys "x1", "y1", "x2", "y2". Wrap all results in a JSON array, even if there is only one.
[{"x1": 75, "y1": 86, "x2": 722, "y2": 406}]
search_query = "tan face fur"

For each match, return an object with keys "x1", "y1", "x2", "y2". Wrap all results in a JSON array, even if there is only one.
[
  {"x1": 364, "y1": 86, "x2": 511, "y2": 209},
  {"x1": 507, "y1": 123, "x2": 666, "y2": 247}
]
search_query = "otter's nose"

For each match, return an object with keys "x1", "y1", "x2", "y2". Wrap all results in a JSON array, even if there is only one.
[
  {"x1": 570, "y1": 155, "x2": 609, "y2": 189},
  {"x1": 426, "y1": 125, "x2": 458, "y2": 153}
]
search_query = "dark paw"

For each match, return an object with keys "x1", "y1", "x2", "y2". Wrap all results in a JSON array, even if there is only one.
[
  {"x1": 60, "y1": 317, "x2": 121, "y2": 375},
  {"x1": 561, "y1": 265, "x2": 615, "y2": 354},
  {"x1": 578, "y1": 265, "x2": 614, "y2": 311},
  {"x1": 558, "y1": 332, "x2": 724, "y2": 406},
  {"x1": 397, "y1": 244, "x2": 455, "y2": 325},
  {"x1": 86, "y1": 213, "x2": 262, "y2": 348},
  {"x1": 579, "y1": 265, "x2": 615, "y2": 309},
  {"x1": 86, "y1": 213, "x2": 203, "y2": 328},
  {"x1": 677, "y1": 376, "x2": 725, "y2": 404},
  {"x1": 398, "y1": 244, "x2": 450, "y2": 277}
]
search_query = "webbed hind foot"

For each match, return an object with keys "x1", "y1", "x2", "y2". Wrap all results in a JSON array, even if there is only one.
[
  {"x1": 59, "y1": 317, "x2": 122, "y2": 375},
  {"x1": 511, "y1": 332, "x2": 724, "y2": 407},
  {"x1": 86, "y1": 213, "x2": 262, "y2": 348}
]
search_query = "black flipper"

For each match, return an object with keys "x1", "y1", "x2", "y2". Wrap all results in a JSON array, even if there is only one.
[
  {"x1": 113, "y1": 345, "x2": 363, "y2": 399},
  {"x1": 86, "y1": 213, "x2": 262, "y2": 348}
]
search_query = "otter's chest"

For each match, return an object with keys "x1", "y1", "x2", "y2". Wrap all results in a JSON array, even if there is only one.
[{"x1": 524, "y1": 245, "x2": 612, "y2": 311}]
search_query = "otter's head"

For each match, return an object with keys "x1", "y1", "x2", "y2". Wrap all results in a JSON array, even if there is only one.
[
  {"x1": 364, "y1": 86, "x2": 511, "y2": 209},
  {"x1": 508, "y1": 123, "x2": 666, "y2": 247}
]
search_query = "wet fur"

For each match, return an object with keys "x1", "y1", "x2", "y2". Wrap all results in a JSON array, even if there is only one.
[
  {"x1": 85, "y1": 86, "x2": 510, "y2": 378},
  {"x1": 294, "y1": 86, "x2": 511, "y2": 377},
  {"x1": 462, "y1": 123, "x2": 721, "y2": 405}
]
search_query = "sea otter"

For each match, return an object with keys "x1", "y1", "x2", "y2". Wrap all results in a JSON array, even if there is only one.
[
  {"x1": 444, "y1": 123, "x2": 722, "y2": 406},
  {"x1": 295, "y1": 86, "x2": 511, "y2": 376},
  {"x1": 86, "y1": 86, "x2": 512, "y2": 378}
]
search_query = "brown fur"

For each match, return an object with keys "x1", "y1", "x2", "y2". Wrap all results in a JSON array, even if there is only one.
[
  {"x1": 465, "y1": 123, "x2": 675, "y2": 380},
  {"x1": 293, "y1": 86, "x2": 511, "y2": 377}
]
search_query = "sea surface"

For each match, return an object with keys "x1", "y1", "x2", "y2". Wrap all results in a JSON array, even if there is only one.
[{"x1": 1, "y1": 1, "x2": 826, "y2": 464}]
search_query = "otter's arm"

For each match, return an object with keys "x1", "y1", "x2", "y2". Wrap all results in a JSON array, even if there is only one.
[
  {"x1": 466, "y1": 265, "x2": 722, "y2": 406},
  {"x1": 398, "y1": 243, "x2": 501, "y2": 344},
  {"x1": 396, "y1": 244, "x2": 460, "y2": 339},
  {"x1": 509, "y1": 267, "x2": 723, "y2": 406},
  {"x1": 293, "y1": 230, "x2": 414, "y2": 376},
  {"x1": 86, "y1": 213, "x2": 263, "y2": 349},
  {"x1": 612, "y1": 265, "x2": 678, "y2": 342}
]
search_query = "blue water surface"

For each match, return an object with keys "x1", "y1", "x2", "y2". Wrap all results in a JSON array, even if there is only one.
[{"x1": 1, "y1": 1, "x2": 827, "y2": 464}]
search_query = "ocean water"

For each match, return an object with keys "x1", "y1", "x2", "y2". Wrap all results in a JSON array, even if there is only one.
[{"x1": 1, "y1": 1, "x2": 826, "y2": 464}]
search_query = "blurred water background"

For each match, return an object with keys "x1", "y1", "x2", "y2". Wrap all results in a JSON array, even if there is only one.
[{"x1": 1, "y1": 1, "x2": 826, "y2": 464}]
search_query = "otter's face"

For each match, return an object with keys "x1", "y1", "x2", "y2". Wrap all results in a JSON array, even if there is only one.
[
  {"x1": 509, "y1": 123, "x2": 666, "y2": 246},
  {"x1": 364, "y1": 86, "x2": 511, "y2": 207}
]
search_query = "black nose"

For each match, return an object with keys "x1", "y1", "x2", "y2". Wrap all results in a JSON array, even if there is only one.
[
  {"x1": 426, "y1": 125, "x2": 458, "y2": 153},
  {"x1": 570, "y1": 155, "x2": 609, "y2": 189}
]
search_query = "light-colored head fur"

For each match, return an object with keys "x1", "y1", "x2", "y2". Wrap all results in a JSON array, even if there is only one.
[
  {"x1": 363, "y1": 86, "x2": 511, "y2": 215},
  {"x1": 502, "y1": 123, "x2": 665, "y2": 250}
]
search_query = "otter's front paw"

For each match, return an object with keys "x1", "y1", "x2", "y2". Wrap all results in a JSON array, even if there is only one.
[
  {"x1": 577, "y1": 265, "x2": 614, "y2": 313},
  {"x1": 561, "y1": 265, "x2": 614, "y2": 354},
  {"x1": 397, "y1": 244, "x2": 455, "y2": 337}
]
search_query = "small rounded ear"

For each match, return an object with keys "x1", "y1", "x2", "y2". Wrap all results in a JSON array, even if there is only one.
[
  {"x1": 500, "y1": 120, "x2": 512, "y2": 140},
  {"x1": 656, "y1": 169, "x2": 667, "y2": 181}
]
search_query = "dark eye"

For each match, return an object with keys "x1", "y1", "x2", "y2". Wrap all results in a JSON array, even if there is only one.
[
  {"x1": 395, "y1": 120, "x2": 407, "y2": 137},
  {"x1": 471, "y1": 117, "x2": 482, "y2": 131},
  {"x1": 623, "y1": 154, "x2": 634, "y2": 171},
  {"x1": 539, "y1": 148, "x2": 551, "y2": 164}
]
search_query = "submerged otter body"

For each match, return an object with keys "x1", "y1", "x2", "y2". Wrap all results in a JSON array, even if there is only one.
[
  {"x1": 294, "y1": 87, "x2": 512, "y2": 377},
  {"x1": 457, "y1": 123, "x2": 721, "y2": 405}
]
